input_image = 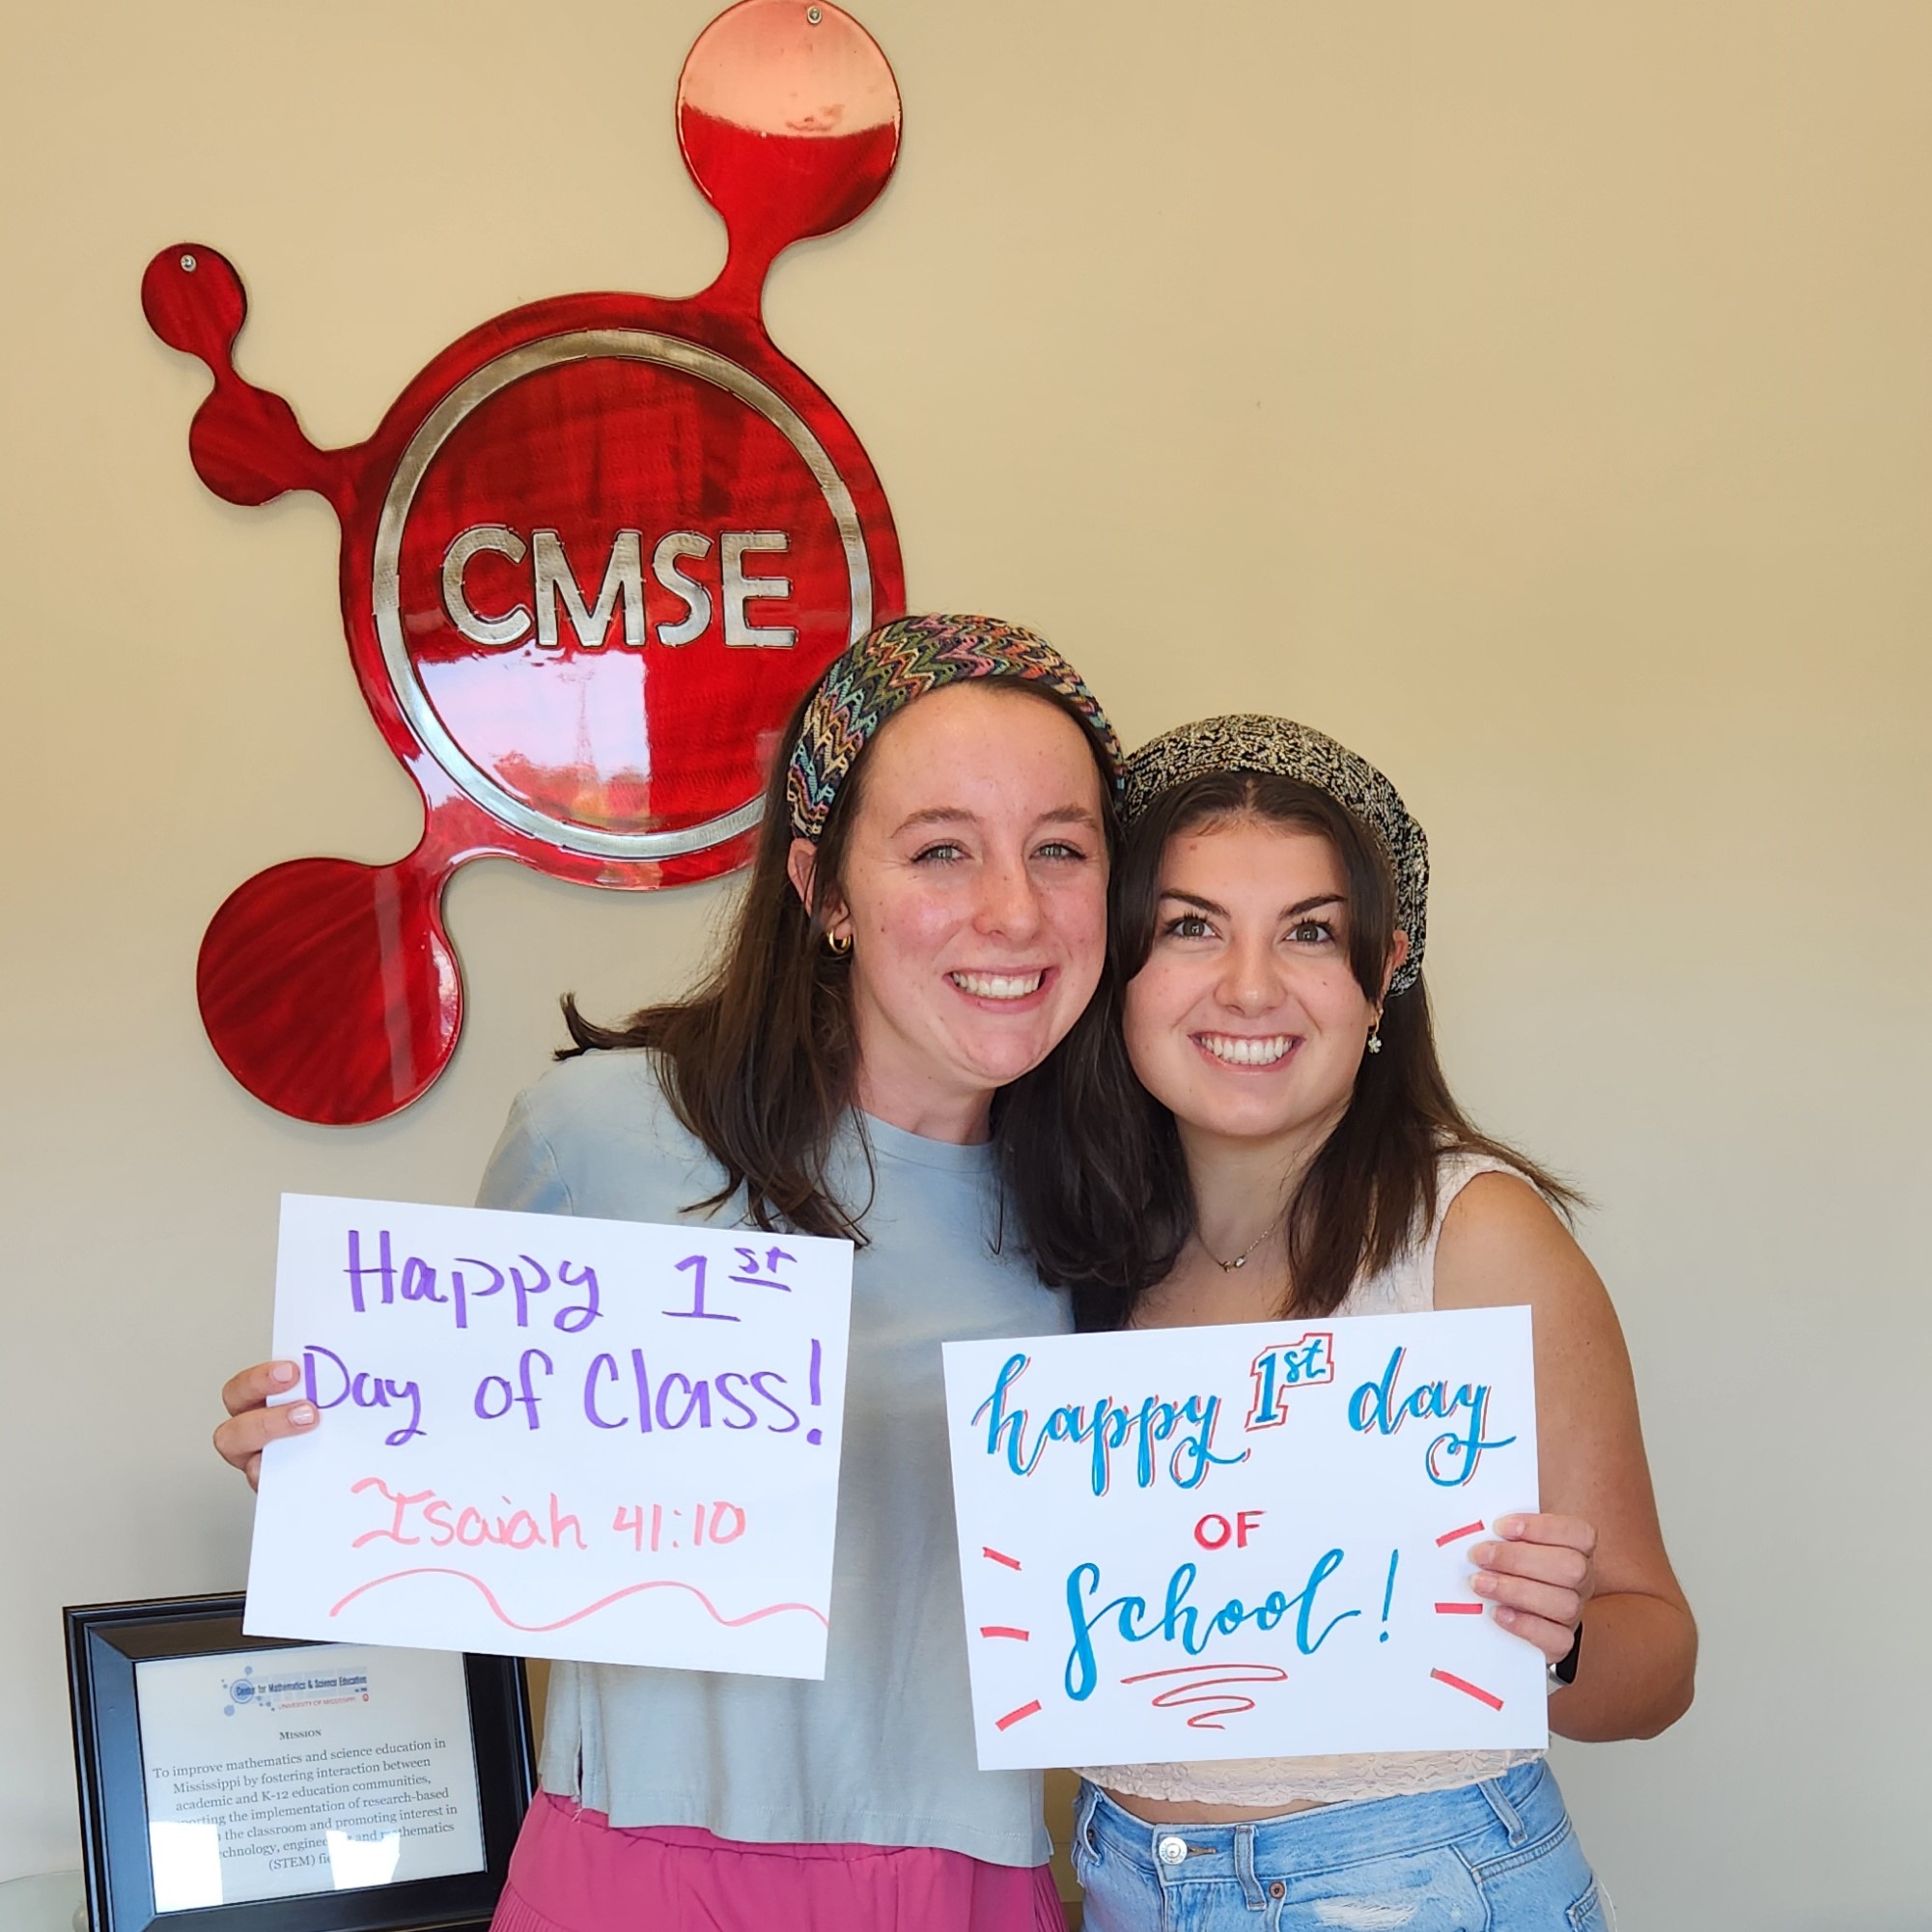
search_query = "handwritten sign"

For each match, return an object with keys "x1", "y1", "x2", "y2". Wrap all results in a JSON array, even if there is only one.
[
  {"x1": 246, "y1": 1195, "x2": 853, "y2": 1678},
  {"x1": 941, "y1": 1307, "x2": 1545, "y2": 1768}
]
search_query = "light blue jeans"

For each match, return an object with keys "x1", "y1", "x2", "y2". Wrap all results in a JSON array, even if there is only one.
[{"x1": 1072, "y1": 1758, "x2": 1611, "y2": 1932}]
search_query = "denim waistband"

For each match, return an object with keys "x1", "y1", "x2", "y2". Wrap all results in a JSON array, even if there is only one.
[{"x1": 1077, "y1": 1756, "x2": 1565, "y2": 1885}]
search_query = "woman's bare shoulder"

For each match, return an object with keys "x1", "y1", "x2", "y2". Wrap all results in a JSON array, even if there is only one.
[{"x1": 1433, "y1": 1169, "x2": 1609, "y2": 1323}]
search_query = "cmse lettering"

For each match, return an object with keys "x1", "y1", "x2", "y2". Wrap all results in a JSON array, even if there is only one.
[{"x1": 441, "y1": 525, "x2": 797, "y2": 652}]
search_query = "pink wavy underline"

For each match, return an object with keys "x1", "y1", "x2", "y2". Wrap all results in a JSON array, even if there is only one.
[{"x1": 327, "y1": 1568, "x2": 829, "y2": 1633}]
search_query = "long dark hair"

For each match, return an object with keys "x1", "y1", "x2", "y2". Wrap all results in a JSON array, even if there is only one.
[
  {"x1": 1005, "y1": 770, "x2": 1578, "y2": 1328},
  {"x1": 560, "y1": 678, "x2": 1119, "y2": 1243}
]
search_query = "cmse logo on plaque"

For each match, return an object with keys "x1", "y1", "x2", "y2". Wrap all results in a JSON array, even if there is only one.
[{"x1": 218, "y1": 1662, "x2": 372, "y2": 1718}]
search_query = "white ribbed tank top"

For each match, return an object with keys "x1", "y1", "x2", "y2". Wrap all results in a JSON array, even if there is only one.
[{"x1": 1072, "y1": 1151, "x2": 1545, "y2": 1807}]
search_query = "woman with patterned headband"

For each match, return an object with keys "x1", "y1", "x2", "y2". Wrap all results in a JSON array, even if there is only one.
[
  {"x1": 1007, "y1": 716, "x2": 1695, "y2": 1931},
  {"x1": 215, "y1": 615, "x2": 1123, "y2": 1931}
]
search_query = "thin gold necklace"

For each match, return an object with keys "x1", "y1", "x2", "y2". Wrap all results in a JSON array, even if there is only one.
[{"x1": 1197, "y1": 1209, "x2": 1286, "y2": 1274}]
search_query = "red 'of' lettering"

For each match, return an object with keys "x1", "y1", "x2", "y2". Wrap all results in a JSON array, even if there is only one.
[{"x1": 1193, "y1": 1508, "x2": 1267, "y2": 1552}]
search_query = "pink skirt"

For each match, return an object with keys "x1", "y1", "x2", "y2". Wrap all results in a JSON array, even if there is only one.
[{"x1": 491, "y1": 1792, "x2": 1068, "y2": 1932}]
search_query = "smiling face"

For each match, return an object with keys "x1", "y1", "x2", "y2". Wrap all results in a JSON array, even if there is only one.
[
  {"x1": 794, "y1": 682, "x2": 1111, "y2": 1139},
  {"x1": 1122, "y1": 815, "x2": 1404, "y2": 1164}
]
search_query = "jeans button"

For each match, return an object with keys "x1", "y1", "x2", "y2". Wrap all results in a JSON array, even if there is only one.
[{"x1": 1157, "y1": 1834, "x2": 1189, "y2": 1865}]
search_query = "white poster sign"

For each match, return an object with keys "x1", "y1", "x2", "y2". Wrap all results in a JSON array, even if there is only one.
[
  {"x1": 941, "y1": 1307, "x2": 1545, "y2": 1769},
  {"x1": 247, "y1": 1195, "x2": 854, "y2": 1678}
]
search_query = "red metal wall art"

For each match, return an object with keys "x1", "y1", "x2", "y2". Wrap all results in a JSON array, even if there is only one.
[{"x1": 143, "y1": 0, "x2": 905, "y2": 1126}]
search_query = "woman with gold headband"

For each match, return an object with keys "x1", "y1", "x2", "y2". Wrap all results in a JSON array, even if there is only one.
[
  {"x1": 1008, "y1": 716, "x2": 1696, "y2": 1931},
  {"x1": 215, "y1": 615, "x2": 1124, "y2": 1931}
]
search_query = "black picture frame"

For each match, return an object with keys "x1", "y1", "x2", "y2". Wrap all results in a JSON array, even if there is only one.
[{"x1": 65, "y1": 1593, "x2": 534, "y2": 1932}]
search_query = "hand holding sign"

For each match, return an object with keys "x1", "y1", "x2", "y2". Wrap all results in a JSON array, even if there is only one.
[
  {"x1": 941, "y1": 1306, "x2": 1546, "y2": 1769},
  {"x1": 245, "y1": 1195, "x2": 854, "y2": 1678},
  {"x1": 1469, "y1": 1512, "x2": 1596, "y2": 1663}
]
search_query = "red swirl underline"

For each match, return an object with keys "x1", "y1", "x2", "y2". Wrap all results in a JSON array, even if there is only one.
[
  {"x1": 1120, "y1": 1662, "x2": 1289, "y2": 1730},
  {"x1": 327, "y1": 1568, "x2": 829, "y2": 1633}
]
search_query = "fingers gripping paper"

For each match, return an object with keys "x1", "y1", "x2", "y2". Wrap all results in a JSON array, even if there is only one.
[
  {"x1": 247, "y1": 1195, "x2": 854, "y2": 1678},
  {"x1": 941, "y1": 1308, "x2": 1546, "y2": 1769}
]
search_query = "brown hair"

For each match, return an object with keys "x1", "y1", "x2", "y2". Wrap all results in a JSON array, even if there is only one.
[
  {"x1": 1005, "y1": 771, "x2": 1578, "y2": 1327},
  {"x1": 561, "y1": 679, "x2": 1119, "y2": 1243}
]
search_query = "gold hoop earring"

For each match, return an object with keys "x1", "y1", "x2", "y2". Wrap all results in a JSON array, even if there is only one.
[{"x1": 826, "y1": 929, "x2": 853, "y2": 958}]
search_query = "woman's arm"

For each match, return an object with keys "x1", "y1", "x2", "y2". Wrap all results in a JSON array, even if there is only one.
[{"x1": 1434, "y1": 1171, "x2": 1696, "y2": 1742}]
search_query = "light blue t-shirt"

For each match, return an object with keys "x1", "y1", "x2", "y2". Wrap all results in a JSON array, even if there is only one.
[{"x1": 475, "y1": 1049, "x2": 1067, "y2": 1865}]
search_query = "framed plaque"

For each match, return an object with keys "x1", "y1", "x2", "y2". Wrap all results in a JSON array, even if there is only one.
[{"x1": 65, "y1": 1593, "x2": 534, "y2": 1932}]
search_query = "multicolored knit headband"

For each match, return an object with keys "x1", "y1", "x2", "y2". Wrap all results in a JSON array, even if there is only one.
[
  {"x1": 785, "y1": 614, "x2": 1123, "y2": 841},
  {"x1": 1122, "y1": 714, "x2": 1431, "y2": 995}
]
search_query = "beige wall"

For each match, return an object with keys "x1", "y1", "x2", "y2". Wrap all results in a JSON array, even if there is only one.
[{"x1": 5, "y1": 5, "x2": 1927, "y2": 1925}]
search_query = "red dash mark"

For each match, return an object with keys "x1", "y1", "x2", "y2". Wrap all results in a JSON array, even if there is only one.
[
  {"x1": 982, "y1": 1547, "x2": 1022, "y2": 1570},
  {"x1": 994, "y1": 1700, "x2": 1043, "y2": 1730},
  {"x1": 979, "y1": 1626, "x2": 1031, "y2": 1640},
  {"x1": 1434, "y1": 1602, "x2": 1484, "y2": 1615},
  {"x1": 1430, "y1": 1667, "x2": 1504, "y2": 1712},
  {"x1": 1435, "y1": 1521, "x2": 1486, "y2": 1547}
]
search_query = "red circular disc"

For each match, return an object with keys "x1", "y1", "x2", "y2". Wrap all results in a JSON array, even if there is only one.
[
  {"x1": 679, "y1": 0, "x2": 901, "y2": 255},
  {"x1": 198, "y1": 855, "x2": 462, "y2": 1126}
]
